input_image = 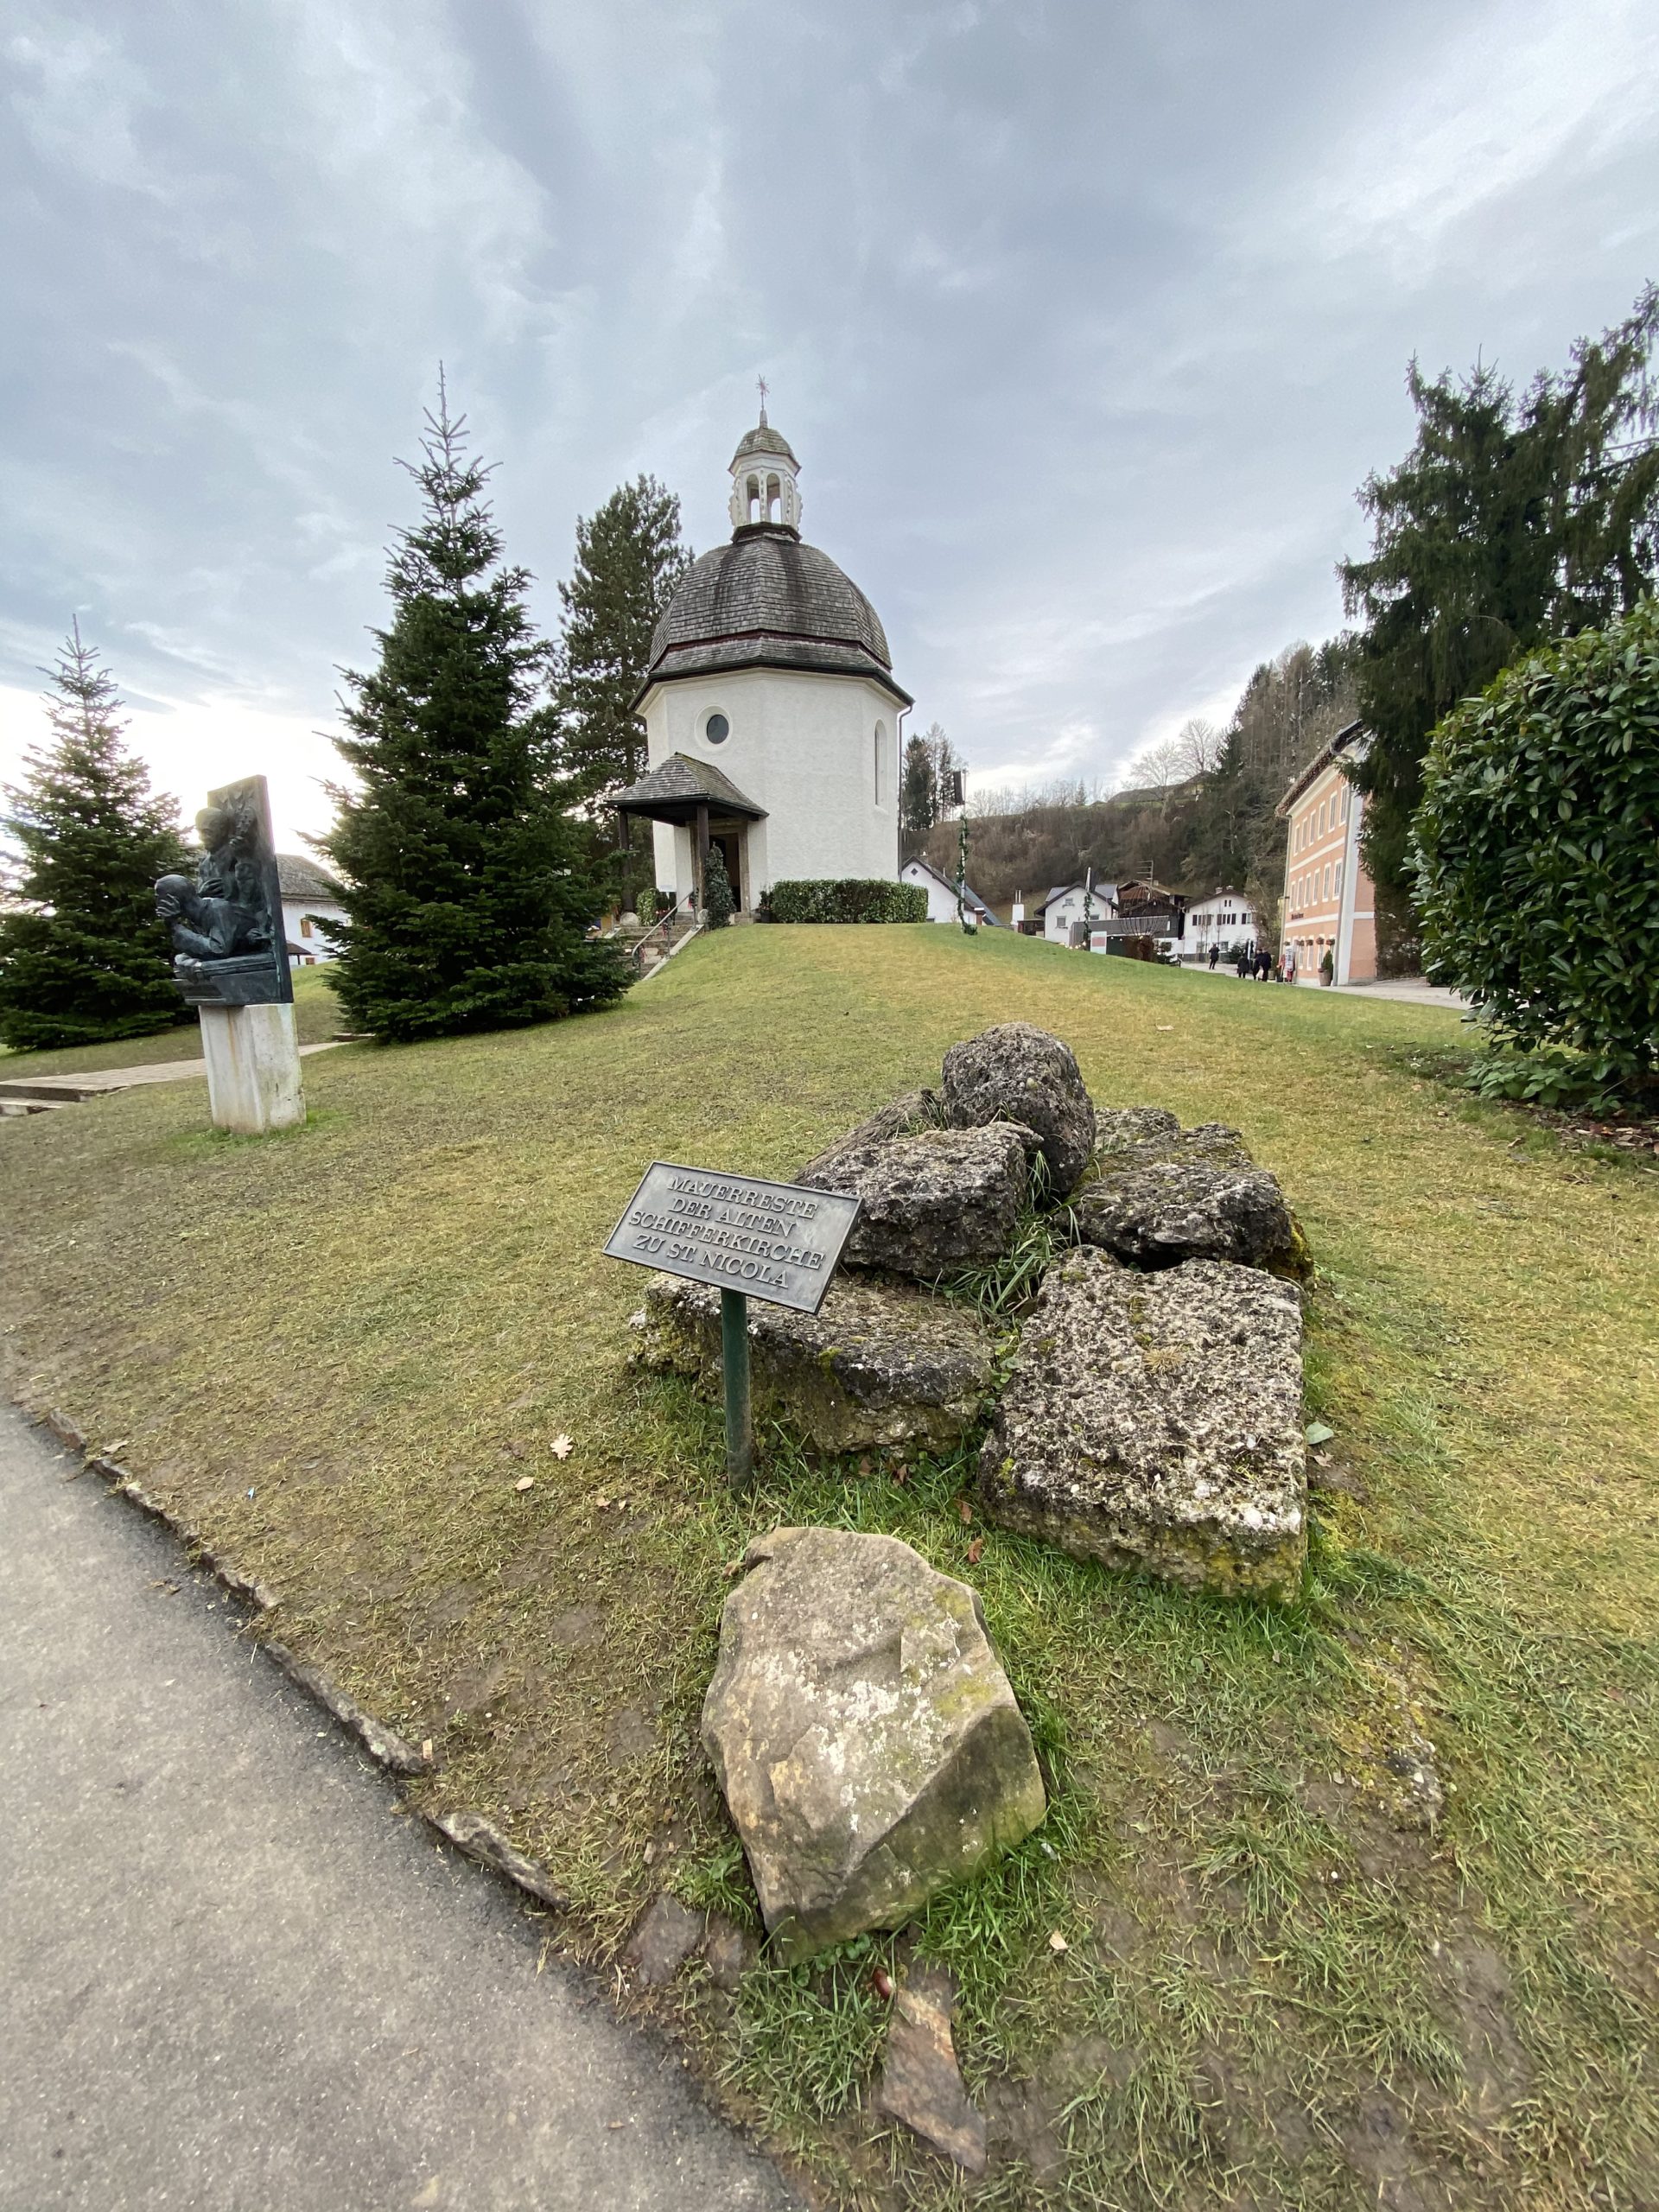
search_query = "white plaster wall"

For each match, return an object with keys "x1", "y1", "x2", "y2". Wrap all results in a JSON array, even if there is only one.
[
  {"x1": 899, "y1": 861, "x2": 958, "y2": 922},
  {"x1": 1044, "y1": 890, "x2": 1084, "y2": 943},
  {"x1": 642, "y1": 666, "x2": 900, "y2": 902},
  {"x1": 283, "y1": 897, "x2": 349, "y2": 963},
  {"x1": 1186, "y1": 896, "x2": 1257, "y2": 950}
]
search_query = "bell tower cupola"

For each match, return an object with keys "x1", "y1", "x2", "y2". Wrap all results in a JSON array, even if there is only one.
[{"x1": 728, "y1": 378, "x2": 802, "y2": 538}]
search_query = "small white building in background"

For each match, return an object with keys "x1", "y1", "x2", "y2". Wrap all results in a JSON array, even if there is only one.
[
  {"x1": 1037, "y1": 880, "x2": 1118, "y2": 944},
  {"x1": 617, "y1": 406, "x2": 911, "y2": 912},
  {"x1": 1185, "y1": 888, "x2": 1258, "y2": 959},
  {"x1": 278, "y1": 853, "x2": 349, "y2": 966},
  {"x1": 899, "y1": 855, "x2": 1001, "y2": 925}
]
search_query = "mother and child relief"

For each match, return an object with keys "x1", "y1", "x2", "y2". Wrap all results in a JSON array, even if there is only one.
[{"x1": 606, "y1": 1022, "x2": 1310, "y2": 1986}]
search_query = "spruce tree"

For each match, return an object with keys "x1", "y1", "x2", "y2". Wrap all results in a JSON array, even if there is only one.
[
  {"x1": 319, "y1": 379, "x2": 629, "y2": 1043},
  {"x1": 899, "y1": 734, "x2": 938, "y2": 855},
  {"x1": 556, "y1": 476, "x2": 691, "y2": 907},
  {"x1": 0, "y1": 622, "x2": 188, "y2": 1051},
  {"x1": 1340, "y1": 287, "x2": 1659, "y2": 956}
]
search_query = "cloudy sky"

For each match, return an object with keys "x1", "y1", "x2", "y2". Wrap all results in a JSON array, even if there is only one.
[{"x1": 3, "y1": 0, "x2": 1658, "y2": 847}]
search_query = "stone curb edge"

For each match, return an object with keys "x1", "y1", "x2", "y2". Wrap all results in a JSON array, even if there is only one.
[{"x1": 31, "y1": 1402, "x2": 574, "y2": 1915}]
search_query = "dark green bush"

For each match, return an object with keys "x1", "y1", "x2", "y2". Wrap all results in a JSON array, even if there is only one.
[
  {"x1": 1411, "y1": 598, "x2": 1659, "y2": 1096},
  {"x1": 703, "y1": 845, "x2": 734, "y2": 930},
  {"x1": 764, "y1": 879, "x2": 929, "y2": 924}
]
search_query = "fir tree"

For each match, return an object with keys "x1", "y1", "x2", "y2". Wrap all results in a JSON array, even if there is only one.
[
  {"x1": 0, "y1": 622, "x2": 188, "y2": 1051},
  {"x1": 319, "y1": 378, "x2": 629, "y2": 1043},
  {"x1": 1340, "y1": 287, "x2": 1659, "y2": 956},
  {"x1": 556, "y1": 475, "x2": 691, "y2": 907},
  {"x1": 899, "y1": 734, "x2": 938, "y2": 856}
]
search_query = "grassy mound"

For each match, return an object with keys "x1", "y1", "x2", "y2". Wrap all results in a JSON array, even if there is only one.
[{"x1": 2, "y1": 927, "x2": 1654, "y2": 2209}]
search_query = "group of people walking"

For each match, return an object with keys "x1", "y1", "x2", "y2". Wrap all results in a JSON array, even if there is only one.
[{"x1": 1206, "y1": 943, "x2": 1298, "y2": 984}]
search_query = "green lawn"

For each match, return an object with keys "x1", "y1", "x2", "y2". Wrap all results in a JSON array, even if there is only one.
[
  {"x1": 0, "y1": 964, "x2": 343, "y2": 1075},
  {"x1": 2, "y1": 927, "x2": 1654, "y2": 2212}
]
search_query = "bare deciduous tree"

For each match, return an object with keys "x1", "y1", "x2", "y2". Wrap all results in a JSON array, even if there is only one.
[{"x1": 1173, "y1": 716, "x2": 1224, "y2": 778}]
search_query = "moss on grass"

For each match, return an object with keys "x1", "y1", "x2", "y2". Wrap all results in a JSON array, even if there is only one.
[{"x1": 2, "y1": 926, "x2": 1656, "y2": 2209}]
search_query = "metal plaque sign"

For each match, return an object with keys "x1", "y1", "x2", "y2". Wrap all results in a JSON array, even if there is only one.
[{"x1": 603, "y1": 1162, "x2": 861, "y2": 1315}]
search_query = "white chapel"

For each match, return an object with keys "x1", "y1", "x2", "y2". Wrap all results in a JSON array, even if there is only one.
[{"x1": 615, "y1": 406, "x2": 911, "y2": 914}]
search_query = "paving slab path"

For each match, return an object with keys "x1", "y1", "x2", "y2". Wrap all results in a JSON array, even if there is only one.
[
  {"x1": 0, "y1": 1402, "x2": 795, "y2": 2212},
  {"x1": 0, "y1": 1040, "x2": 343, "y2": 1098}
]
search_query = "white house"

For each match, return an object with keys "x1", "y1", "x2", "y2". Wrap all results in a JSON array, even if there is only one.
[
  {"x1": 899, "y1": 855, "x2": 1001, "y2": 926},
  {"x1": 617, "y1": 407, "x2": 910, "y2": 914},
  {"x1": 1185, "y1": 888, "x2": 1258, "y2": 961},
  {"x1": 1037, "y1": 881, "x2": 1118, "y2": 944},
  {"x1": 277, "y1": 853, "x2": 348, "y2": 966}
]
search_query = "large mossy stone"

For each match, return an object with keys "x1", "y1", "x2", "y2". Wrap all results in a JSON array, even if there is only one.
[
  {"x1": 976, "y1": 1249, "x2": 1307, "y2": 1599},
  {"x1": 632, "y1": 1272, "x2": 995, "y2": 1452},
  {"x1": 940, "y1": 1023, "x2": 1096, "y2": 1197},
  {"x1": 1074, "y1": 1116, "x2": 1304, "y2": 1273},
  {"x1": 799, "y1": 1122, "x2": 1031, "y2": 1278},
  {"x1": 701, "y1": 1527, "x2": 1047, "y2": 1961}
]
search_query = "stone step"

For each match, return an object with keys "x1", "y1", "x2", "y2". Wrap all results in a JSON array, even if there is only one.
[{"x1": 0, "y1": 1078, "x2": 109, "y2": 1104}]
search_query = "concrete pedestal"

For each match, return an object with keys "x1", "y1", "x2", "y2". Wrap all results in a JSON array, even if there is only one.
[{"x1": 200, "y1": 1001, "x2": 306, "y2": 1135}]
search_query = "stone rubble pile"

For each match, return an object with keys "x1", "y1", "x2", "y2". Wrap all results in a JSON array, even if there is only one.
[
  {"x1": 634, "y1": 1020, "x2": 1311, "y2": 1603},
  {"x1": 627, "y1": 1023, "x2": 1319, "y2": 2115}
]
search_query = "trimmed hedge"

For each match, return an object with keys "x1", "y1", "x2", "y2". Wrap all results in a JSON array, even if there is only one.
[
  {"x1": 764, "y1": 879, "x2": 930, "y2": 924},
  {"x1": 1411, "y1": 595, "x2": 1659, "y2": 1093}
]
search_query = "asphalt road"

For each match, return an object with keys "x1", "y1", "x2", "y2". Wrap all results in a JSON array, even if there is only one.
[{"x1": 0, "y1": 1402, "x2": 794, "y2": 2212}]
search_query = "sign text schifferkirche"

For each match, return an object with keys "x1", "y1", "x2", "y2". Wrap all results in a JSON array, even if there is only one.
[{"x1": 603, "y1": 1162, "x2": 860, "y2": 1315}]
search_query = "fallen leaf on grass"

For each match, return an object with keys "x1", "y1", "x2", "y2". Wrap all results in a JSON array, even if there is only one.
[
  {"x1": 550, "y1": 1434, "x2": 574, "y2": 1459},
  {"x1": 1048, "y1": 1930, "x2": 1069, "y2": 1953},
  {"x1": 514, "y1": 1476, "x2": 535, "y2": 1492},
  {"x1": 956, "y1": 1497, "x2": 974, "y2": 1523},
  {"x1": 594, "y1": 1496, "x2": 612, "y2": 1510},
  {"x1": 871, "y1": 1967, "x2": 894, "y2": 1999},
  {"x1": 966, "y1": 1536, "x2": 984, "y2": 1566},
  {"x1": 1304, "y1": 1421, "x2": 1335, "y2": 1446}
]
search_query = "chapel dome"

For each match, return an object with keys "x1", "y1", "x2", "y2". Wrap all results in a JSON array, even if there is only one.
[
  {"x1": 649, "y1": 532, "x2": 892, "y2": 673},
  {"x1": 637, "y1": 410, "x2": 910, "y2": 706},
  {"x1": 731, "y1": 422, "x2": 798, "y2": 467}
]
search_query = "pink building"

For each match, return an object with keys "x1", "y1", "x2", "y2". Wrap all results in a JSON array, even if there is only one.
[{"x1": 1275, "y1": 721, "x2": 1376, "y2": 986}]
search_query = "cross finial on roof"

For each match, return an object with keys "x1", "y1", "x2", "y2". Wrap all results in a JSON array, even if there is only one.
[{"x1": 756, "y1": 373, "x2": 768, "y2": 423}]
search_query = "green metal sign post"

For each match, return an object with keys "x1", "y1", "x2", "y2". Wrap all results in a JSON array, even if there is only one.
[
  {"x1": 720, "y1": 1287, "x2": 753, "y2": 1489},
  {"x1": 602, "y1": 1161, "x2": 861, "y2": 1495}
]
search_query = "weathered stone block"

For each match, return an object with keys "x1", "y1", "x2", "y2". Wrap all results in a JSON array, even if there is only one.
[
  {"x1": 632, "y1": 1273, "x2": 995, "y2": 1452},
  {"x1": 701, "y1": 1527, "x2": 1047, "y2": 1960},
  {"x1": 799, "y1": 1087, "x2": 939, "y2": 1179},
  {"x1": 1091, "y1": 1104, "x2": 1182, "y2": 1154},
  {"x1": 1073, "y1": 1118, "x2": 1301, "y2": 1272},
  {"x1": 976, "y1": 1249, "x2": 1306, "y2": 1599},
  {"x1": 940, "y1": 1023, "x2": 1096, "y2": 1196},
  {"x1": 800, "y1": 1123, "x2": 1030, "y2": 1277}
]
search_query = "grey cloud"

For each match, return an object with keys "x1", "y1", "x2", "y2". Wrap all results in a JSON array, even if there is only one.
[{"x1": 3, "y1": 0, "x2": 1657, "y2": 838}]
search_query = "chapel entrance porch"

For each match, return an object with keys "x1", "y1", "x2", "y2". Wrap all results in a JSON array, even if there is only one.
[{"x1": 612, "y1": 753, "x2": 766, "y2": 918}]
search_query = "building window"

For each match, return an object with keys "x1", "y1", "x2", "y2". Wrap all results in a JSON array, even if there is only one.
[
  {"x1": 746, "y1": 475, "x2": 761, "y2": 522},
  {"x1": 300, "y1": 916, "x2": 313, "y2": 938},
  {"x1": 1335, "y1": 860, "x2": 1344, "y2": 901},
  {"x1": 766, "y1": 473, "x2": 781, "y2": 523},
  {"x1": 704, "y1": 710, "x2": 730, "y2": 746},
  {"x1": 1324, "y1": 863, "x2": 1332, "y2": 900}
]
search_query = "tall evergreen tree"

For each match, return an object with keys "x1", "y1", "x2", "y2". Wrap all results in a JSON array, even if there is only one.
[
  {"x1": 319, "y1": 378, "x2": 629, "y2": 1043},
  {"x1": 0, "y1": 622, "x2": 188, "y2": 1051},
  {"x1": 1340, "y1": 287, "x2": 1659, "y2": 959},
  {"x1": 899, "y1": 734, "x2": 938, "y2": 855},
  {"x1": 556, "y1": 475, "x2": 691, "y2": 907}
]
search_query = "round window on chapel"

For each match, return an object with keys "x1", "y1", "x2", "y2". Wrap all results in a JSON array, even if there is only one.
[{"x1": 704, "y1": 712, "x2": 730, "y2": 746}]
